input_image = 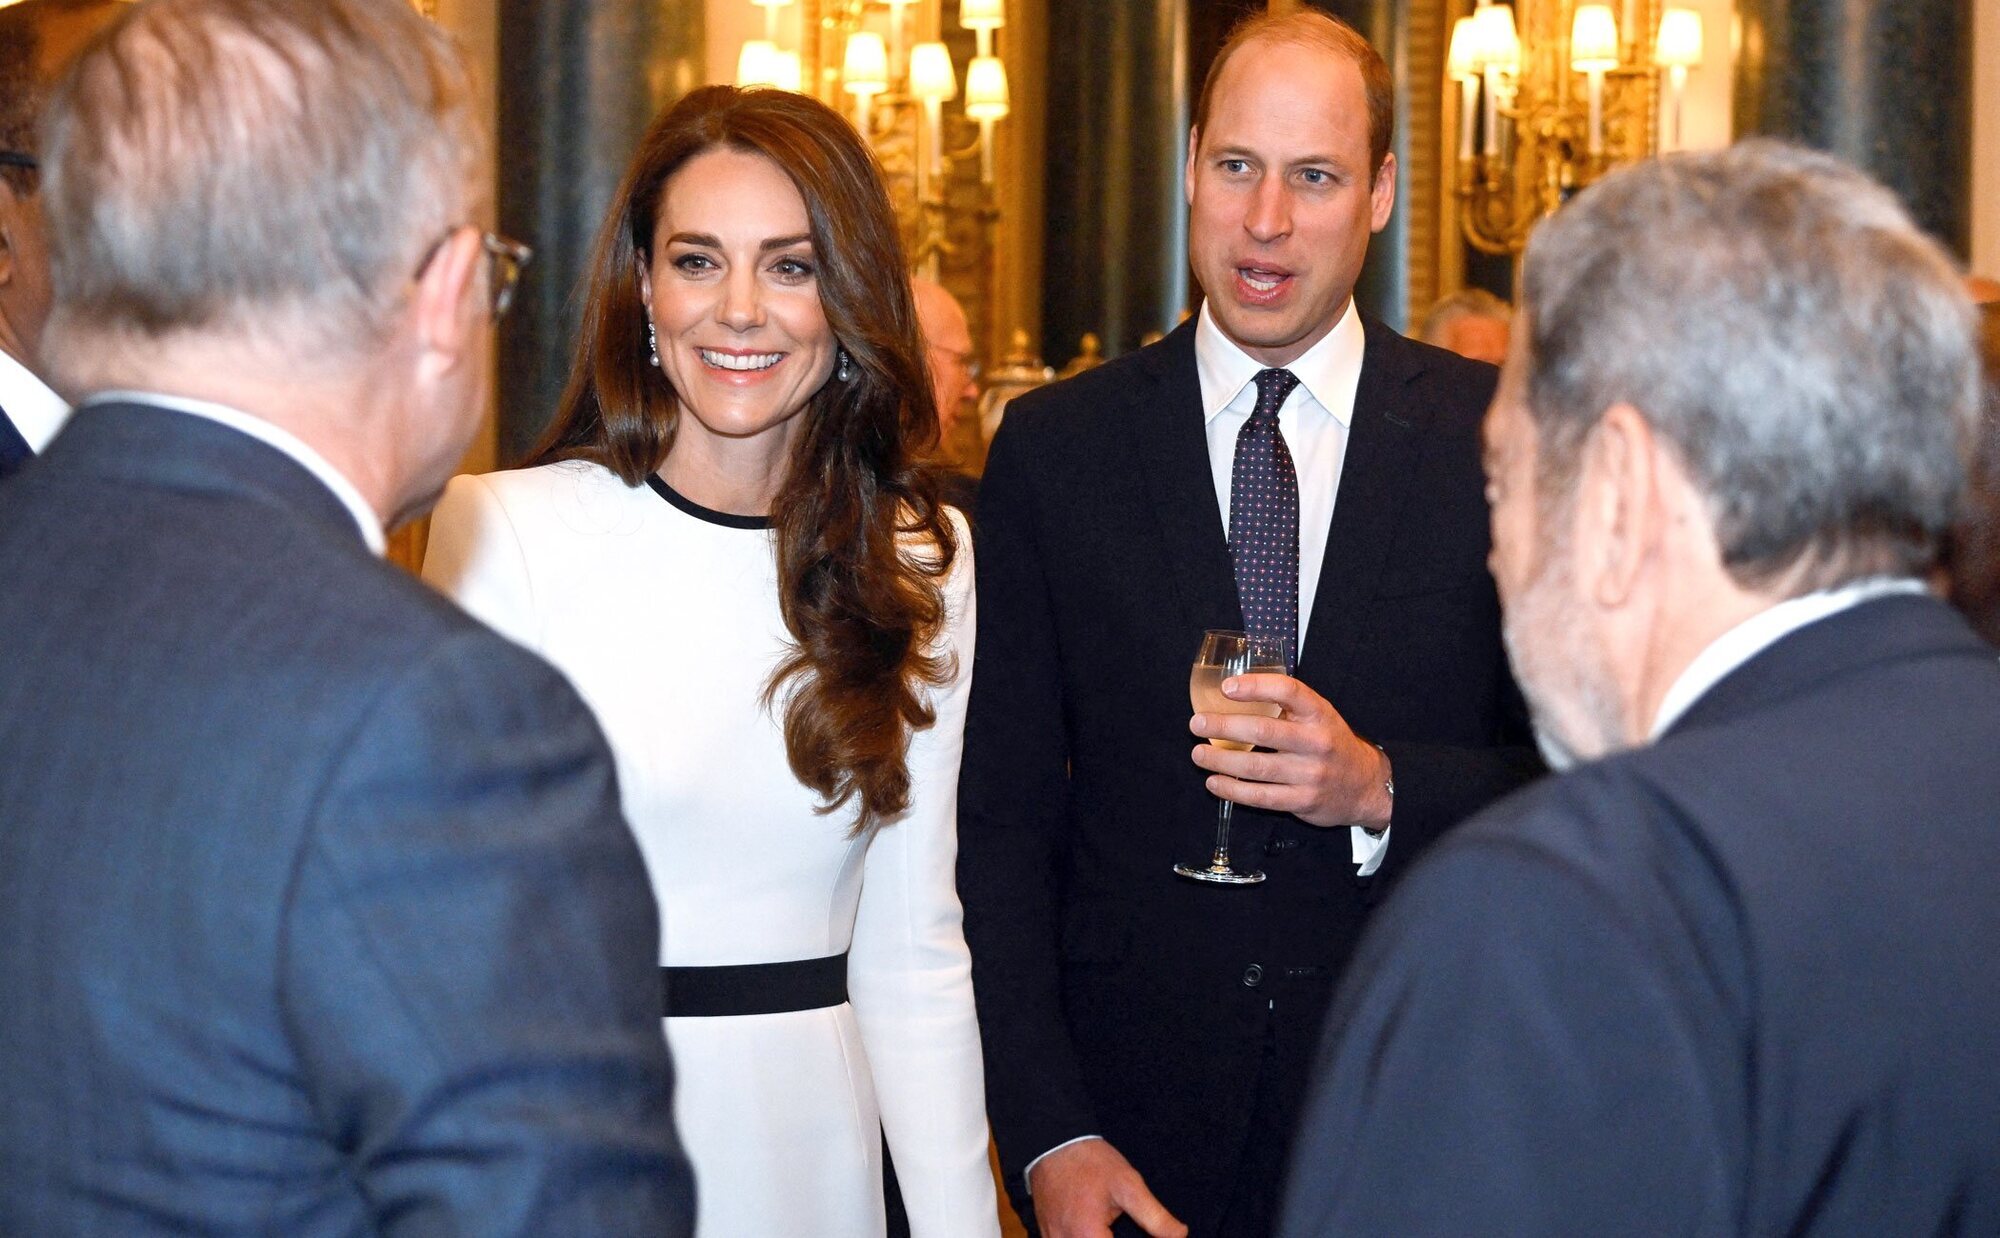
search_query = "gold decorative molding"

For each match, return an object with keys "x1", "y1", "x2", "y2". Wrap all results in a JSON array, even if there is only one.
[{"x1": 1405, "y1": 0, "x2": 1449, "y2": 322}]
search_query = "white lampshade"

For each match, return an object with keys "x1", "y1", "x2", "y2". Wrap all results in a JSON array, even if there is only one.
[
  {"x1": 1446, "y1": 16, "x2": 1480, "y2": 81},
  {"x1": 909, "y1": 41, "x2": 958, "y2": 101},
  {"x1": 736, "y1": 40, "x2": 780, "y2": 88},
  {"x1": 842, "y1": 32, "x2": 889, "y2": 95},
  {"x1": 1570, "y1": 5, "x2": 1619, "y2": 72},
  {"x1": 960, "y1": 0, "x2": 1005, "y2": 31},
  {"x1": 1655, "y1": 8, "x2": 1704, "y2": 67},
  {"x1": 964, "y1": 55, "x2": 1010, "y2": 120},
  {"x1": 1471, "y1": 3, "x2": 1521, "y2": 74},
  {"x1": 768, "y1": 50, "x2": 803, "y2": 92}
]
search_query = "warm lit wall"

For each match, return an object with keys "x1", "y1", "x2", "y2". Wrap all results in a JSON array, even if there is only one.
[
  {"x1": 1974, "y1": 0, "x2": 1998, "y2": 276},
  {"x1": 1663, "y1": 0, "x2": 1733, "y2": 151}
]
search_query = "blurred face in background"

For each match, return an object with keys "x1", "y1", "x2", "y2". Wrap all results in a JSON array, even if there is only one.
[
  {"x1": 1434, "y1": 313, "x2": 1511, "y2": 366},
  {"x1": 1185, "y1": 36, "x2": 1394, "y2": 367},
  {"x1": 913, "y1": 277, "x2": 976, "y2": 440}
]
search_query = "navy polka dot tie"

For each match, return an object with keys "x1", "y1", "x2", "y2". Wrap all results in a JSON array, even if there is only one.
[{"x1": 1229, "y1": 368, "x2": 1301, "y2": 670}]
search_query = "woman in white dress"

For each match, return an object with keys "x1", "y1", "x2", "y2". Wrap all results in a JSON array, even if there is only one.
[{"x1": 422, "y1": 85, "x2": 997, "y2": 1238}]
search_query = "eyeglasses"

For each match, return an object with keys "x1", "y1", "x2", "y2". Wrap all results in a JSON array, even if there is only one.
[
  {"x1": 929, "y1": 342, "x2": 982, "y2": 383},
  {"x1": 415, "y1": 226, "x2": 533, "y2": 320}
]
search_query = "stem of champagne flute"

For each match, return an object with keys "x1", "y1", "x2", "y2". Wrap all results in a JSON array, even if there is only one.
[{"x1": 1209, "y1": 796, "x2": 1235, "y2": 870}]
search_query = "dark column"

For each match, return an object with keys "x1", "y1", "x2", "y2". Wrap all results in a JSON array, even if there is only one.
[
  {"x1": 1308, "y1": 0, "x2": 1411, "y2": 328},
  {"x1": 1734, "y1": 0, "x2": 1972, "y2": 255},
  {"x1": 495, "y1": 0, "x2": 703, "y2": 464},
  {"x1": 1041, "y1": 0, "x2": 1190, "y2": 365}
]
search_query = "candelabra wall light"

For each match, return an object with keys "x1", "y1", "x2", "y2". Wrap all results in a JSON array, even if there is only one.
[
  {"x1": 736, "y1": 0, "x2": 1010, "y2": 290},
  {"x1": 1447, "y1": 0, "x2": 1704, "y2": 254}
]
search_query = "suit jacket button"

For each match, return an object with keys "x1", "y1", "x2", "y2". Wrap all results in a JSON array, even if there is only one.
[{"x1": 1241, "y1": 964, "x2": 1264, "y2": 988}]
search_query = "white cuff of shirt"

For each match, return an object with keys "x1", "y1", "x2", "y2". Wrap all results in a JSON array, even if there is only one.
[
  {"x1": 1350, "y1": 824, "x2": 1390, "y2": 877},
  {"x1": 1023, "y1": 1134, "x2": 1105, "y2": 1194}
]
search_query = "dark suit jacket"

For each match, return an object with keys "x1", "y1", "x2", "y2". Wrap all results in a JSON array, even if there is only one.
[
  {"x1": 957, "y1": 318, "x2": 1538, "y2": 1229},
  {"x1": 0, "y1": 402, "x2": 32, "y2": 481},
  {"x1": 1280, "y1": 594, "x2": 2000, "y2": 1236},
  {"x1": 0, "y1": 403, "x2": 695, "y2": 1236}
]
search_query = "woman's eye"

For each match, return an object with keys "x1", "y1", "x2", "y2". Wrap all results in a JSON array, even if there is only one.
[
  {"x1": 772, "y1": 257, "x2": 816, "y2": 280},
  {"x1": 673, "y1": 253, "x2": 715, "y2": 273}
]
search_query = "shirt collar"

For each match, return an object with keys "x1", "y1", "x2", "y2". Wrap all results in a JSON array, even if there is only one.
[
  {"x1": 1649, "y1": 575, "x2": 1930, "y2": 739},
  {"x1": 1194, "y1": 297, "x2": 1364, "y2": 427},
  {"x1": 0, "y1": 348, "x2": 72, "y2": 453},
  {"x1": 84, "y1": 390, "x2": 387, "y2": 556}
]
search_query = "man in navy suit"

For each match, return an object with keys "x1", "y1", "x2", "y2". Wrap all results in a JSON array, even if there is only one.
[
  {"x1": 1280, "y1": 142, "x2": 2000, "y2": 1234},
  {"x1": 0, "y1": 0, "x2": 124, "y2": 480},
  {"x1": 957, "y1": 11, "x2": 1538, "y2": 1236},
  {"x1": 0, "y1": 1, "x2": 694, "y2": 1233}
]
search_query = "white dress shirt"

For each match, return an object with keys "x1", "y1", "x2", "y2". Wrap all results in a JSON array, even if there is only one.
[
  {"x1": 1650, "y1": 576, "x2": 1930, "y2": 739},
  {"x1": 1194, "y1": 300, "x2": 1388, "y2": 876},
  {"x1": 0, "y1": 349, "x2": 70, "y2": 453},
  {"x1": 86, "y1": 391, "x2": 386, "y2": 555}
]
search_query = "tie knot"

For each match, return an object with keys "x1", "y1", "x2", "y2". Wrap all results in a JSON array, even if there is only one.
[{"x1": 1251, "y1": 368, "x2": 1300, "y2": 421}]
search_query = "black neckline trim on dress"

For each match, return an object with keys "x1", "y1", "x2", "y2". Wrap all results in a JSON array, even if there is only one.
[{"x1": 645, "y1": 474, "x2": 773, "y2": 530}]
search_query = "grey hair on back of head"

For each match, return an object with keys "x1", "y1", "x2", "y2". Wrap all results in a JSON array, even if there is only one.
[
  {"x1": 1520, "y1": 138, "x2": 1980, "y2": 593},
  {"x1": 39, "y1": 0, "x2": 480, "y2": 362}
]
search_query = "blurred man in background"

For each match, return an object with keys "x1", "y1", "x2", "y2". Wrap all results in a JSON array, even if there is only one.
[{"x1": 1418, "y1": 287, "x2": 1512, "y2": 366}]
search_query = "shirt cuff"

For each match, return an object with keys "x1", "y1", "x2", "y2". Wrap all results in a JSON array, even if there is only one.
[
  {"x1": 1350, "y1": 824, "x2": 1390, "y2": 876},
  {"x1": 1023, "y1": 1134, "x2": 1105, "y2": 1195}
]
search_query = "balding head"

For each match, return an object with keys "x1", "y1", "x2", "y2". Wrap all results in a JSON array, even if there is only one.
[
  {"x1": 912, "y1": 277, "x2": 977, "y2": 439},
  {"x1": 0, "y1": 0, "x2": 125, "y2": 366},
  {"x1": 39, "y1": 0, "x2": 498, "y2": 529},
  {"x1": 41, "y1": 0, "x2": 482, "y2": 371}
]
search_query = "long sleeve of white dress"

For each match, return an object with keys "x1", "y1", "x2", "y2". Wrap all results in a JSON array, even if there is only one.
[{"x1": 851, "y1": 513, "x2": 1000, "y2": 1236}]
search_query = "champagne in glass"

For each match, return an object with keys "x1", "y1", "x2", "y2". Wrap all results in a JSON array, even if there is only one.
[{"x1": 1175, "y1": 630, "x2": 1288, "y2": 885}]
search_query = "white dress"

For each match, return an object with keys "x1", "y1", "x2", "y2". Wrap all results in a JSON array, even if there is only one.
[{"x1": 423, "y1": 460, "x2": 998, "y2": 1238}]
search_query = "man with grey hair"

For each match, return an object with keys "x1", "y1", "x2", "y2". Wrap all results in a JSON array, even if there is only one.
[
  {"x1": 1416, "y1": 286, "x2": 1511, "y2": 366},
  {"x1": 0, "y1": 0, "x2": 126, "y2": 480},
  {"x1": 1279, "y1": 141, "x2": 2000, "y2": 1234},
  {"x1": 0, "y1": 0, "x2": 694, "y2": 1232}
]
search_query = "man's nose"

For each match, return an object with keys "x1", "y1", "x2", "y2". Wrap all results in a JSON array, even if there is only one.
[{"x1": 1245, "y1": 176, "x2": 1292, "y2": 242}]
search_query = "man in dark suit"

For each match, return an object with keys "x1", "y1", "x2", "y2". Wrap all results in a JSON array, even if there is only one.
[
  {"x1": 0, "y1": 2, "x2": 694, "y2": 1233},
  {"x1": 0, "y1": 0, "x2": 123, "y2": 481},
  {"x1": 957, "y1": 11, "x2": 1537, "y2": 1237},
  {"x1": 1279, "y1": 142, "x2": 2000, "y2": 1235}
]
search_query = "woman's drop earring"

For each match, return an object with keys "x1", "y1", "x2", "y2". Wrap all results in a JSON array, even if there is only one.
[
  {"x1": 647, "y1": 321, "x2": 660, "y2": 369},
  {"x1": 836, "y1": 348, "x2": 853, "y2": 382}
]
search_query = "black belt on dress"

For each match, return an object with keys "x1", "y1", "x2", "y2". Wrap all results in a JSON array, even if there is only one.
[{"x1": 661, "y1": 951, "x2": 849, "y2": 1018}]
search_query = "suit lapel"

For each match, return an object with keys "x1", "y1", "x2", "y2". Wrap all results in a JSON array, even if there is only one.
[
  {"x1": 0, "y1": 402, "x2": 31, "y2": 481},
  {"x1": 1296, "y1": 318, "x2": 1435, "y2": 694},
  {"x1": 1135, "y1": 321, "x2": 1243, "y2": 636}
]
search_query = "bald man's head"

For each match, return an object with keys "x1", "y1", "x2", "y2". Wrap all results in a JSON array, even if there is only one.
[
  {"x1": 912, "y1": 277, "x2": 978, "y2": 439},
  {"x1": 0, "y1": 0, "x2": 127, "y2": 365}
]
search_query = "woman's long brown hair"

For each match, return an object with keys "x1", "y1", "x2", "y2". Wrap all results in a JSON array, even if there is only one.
[{"x1": 531, "y1": 85, "x2": 958, "y2": 834}]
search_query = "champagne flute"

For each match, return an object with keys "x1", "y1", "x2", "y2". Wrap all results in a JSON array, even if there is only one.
[{"x1": 1175, "y1": 629, "x2": 1287, "y2": 885}]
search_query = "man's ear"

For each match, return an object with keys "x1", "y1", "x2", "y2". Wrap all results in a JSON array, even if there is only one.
[
  {"x1": 1578, "y1": 403, "x2": 1663, "y2": 609},
  {"x1": 414, "y1": 225, "x2": 482, "y2": 369},
  {"x1": 1369, "y1": 151, "x2": 1397, "y2": 233}
]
